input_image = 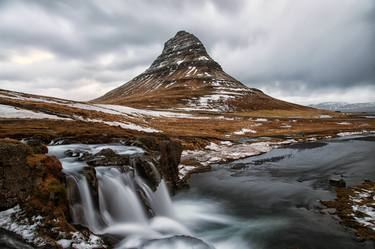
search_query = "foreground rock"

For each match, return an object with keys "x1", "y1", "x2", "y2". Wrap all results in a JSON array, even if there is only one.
[
  {"x1": 0, "y1": 138, "x2": 106, "y2": 248},
  {"x1": 321, "y1": 181, "x2": 375, "y2": 241}
]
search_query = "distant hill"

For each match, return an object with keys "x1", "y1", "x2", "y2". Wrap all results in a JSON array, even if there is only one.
[
  {"x1": 94, "y1": 31, "x2": 312, "y2": 113},
  {"x1": 309, "y1": 102, "x2": 375, "y2": 113}
]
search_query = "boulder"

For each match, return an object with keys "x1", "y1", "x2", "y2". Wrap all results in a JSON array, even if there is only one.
[
  {"x1": 329, "y1": 177, "x2": 346, "y2": 188},
  {"x1": 131, "y1": 156, "x2": 161, "y2": 191},
  {"x1": 86, "y1": 148, "x2": 130, "y2": 167},
  {"x1": 0, "y1": 139, "x2": 33, "y2": 210},
  {"x1": 0, "y1": 139, "x2": 67, "y2": 214},
  {"x1": 158, "y1": 140, "x2": 182, "y2": 191}
]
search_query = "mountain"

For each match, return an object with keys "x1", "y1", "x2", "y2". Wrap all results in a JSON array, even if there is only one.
[
  {"x1": 94, "y1": 31, "x2": 310, "y2": 112},
  {"x1": 310, "y1": 102, "x2": 375, "y2": 113}
]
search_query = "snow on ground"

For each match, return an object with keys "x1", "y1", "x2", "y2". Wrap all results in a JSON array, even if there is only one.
[
  {"x1": 0, "y1": 90, "x2": 209, "y2": 120},
  {"x1": 185, "y1": 94, "x2": 237, "y2": 112},
  {"x1": 280, "y1": 124, "x2": 292, "y2": 128},
  {"x1": 319, "y1": 115, "x2": 332, "y2": 119},
  {"x1": 57, "y1": 232, "x2": 105, "y2": 249},
  {"x1": 337, "y1": 130, "x2": 375, "y2": 137},
  {"x1": 0, "y1": 92, "x2": 68, "y2": 104},
  {"x1": 350, "y1": 188, "x2": 375, "y2": 231},
  {"x1": 0, "y1": 205, "x2": 47, "y2": 246},
  {"x1": 96, "y1": 104, "x2": 197, "y2": 118},
  {"x1": 181, "y1": 139, "x2": 296, "y2": 173},
  {"x1": 0, "y1": 102, "x2": 159, "y2": 133},
  {"x1": 0, "y1": 205, "x2": 106, "y2": 248},
  {"x1": 0, "y1": 104, "x2": 72, "y2": 120},
  {"x1": 176, "y1": 107, "x2": 221, "y2": 112},
  {"x1": 233, "y1": 128, "x2": 257, "y2": 135},
  {"x1": 336, "y1": 122, "x2": 351, "y2": 125},
  {"x1": 255, "y1": 118, "x2": 268, "y2": 122},
  {"x1": 73, "y1": 116, "x2": 160, "y2": 133}
]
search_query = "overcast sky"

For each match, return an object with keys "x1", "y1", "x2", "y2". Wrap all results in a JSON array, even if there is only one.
[{"x1": 0, "y1": 0, "x2": 374, "y2": 104}]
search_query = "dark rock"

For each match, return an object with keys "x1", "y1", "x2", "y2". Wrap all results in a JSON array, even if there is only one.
[
  {"x1": 329, "y1": 177, "x2": 346, "y2": 188},
  {"x1": 24, "y1": 138, "x2": 48, "y2": 154},
  {"x1": 0, "y1": 139, "x2": 67, "y2": 213},
  {"x1": 130, "y1": 136, "x2": 183, "y2": 191},
  {"x1": 132, "y1": 156, "x2": 161, "y2": 191},
  {"x1": 231, "y1": 163, "x2": 248, "y2": 170},
  {"x1": 86, "y1": 148, "x2": 130, "y2": 167},
  {"x1": 64, "y1": 149, "x2": 86, "y2": 157},
  {"x1": 158, "y1": 140, "x2": 182, "y2": 191},
  {"x1": 0, "y1": 139, "x2": 33, "y2": 210}
]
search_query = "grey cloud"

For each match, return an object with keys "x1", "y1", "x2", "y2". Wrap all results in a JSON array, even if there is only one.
[{"x1": 0, "y1": 0, "x2": 374, "y2": 103}]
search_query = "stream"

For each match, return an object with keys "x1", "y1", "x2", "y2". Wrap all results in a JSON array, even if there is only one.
[{"x1": 1, "y1": 135, "x2": 374, "y2": 248}]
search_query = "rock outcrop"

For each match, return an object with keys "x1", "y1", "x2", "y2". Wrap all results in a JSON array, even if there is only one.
[{"x1": 0, "y1": 139, "x2": 66, "y2": 213}]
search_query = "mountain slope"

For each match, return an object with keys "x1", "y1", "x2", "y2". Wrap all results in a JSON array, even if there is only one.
[
  {"x1": 310, "y1": 102, "x2": 375, "y2": 113},
  {"x1": 94, "y1": 31, "x2": 310, "y2": 112}
]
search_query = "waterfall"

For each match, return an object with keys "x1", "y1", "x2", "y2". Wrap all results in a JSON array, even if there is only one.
[{"x1": 49, "y1": 143, "x2": 217, "y2": 249}]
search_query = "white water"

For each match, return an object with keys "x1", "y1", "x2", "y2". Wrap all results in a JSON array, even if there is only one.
[{"x1": 49, "y1": 144, "x2": 274, "y2": 249}]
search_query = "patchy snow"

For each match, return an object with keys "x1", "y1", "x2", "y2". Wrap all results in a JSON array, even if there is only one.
[
  {"x1": 255, "y1": 118, "x2": 268, "y2": 122},
  {"x1": 102, "y1": 121, "x2": 160, "y2": 133},
  {"x1": 96, "y1": 104, "x2": 196, "y2": 119},
  {"x1": 337, "y1": 122, "x2": 351, "y2": 125},
  {"x1": 185, "y1": 94, "x2": 237, "y2": 111},
  {"x1": 0, "y1": 92, "x2": 68, "y2": 104},
  {"x1": 337, "y1": 130, "x2": 375, "y2": 137},
  {"x1": 0, "y1": 206, "x2": 106, "y2": 248},
  {"x1": 220, "y1": 141, "x2": 233, "y2": 146},
  {"x1": 280, "y1": 124, "x2": 292, "y2": 128},
  {"x1": 350, "y1": 188, "x2": 375, "y2": 230},
  {"x1": 197, "y1": 56, "x2": 209, "y2": 61},
  {"x1": 319, "y1": 115, "x2": 332, "y2": 119},
  {"x1": 176, "y1": 107, "x2": 221, "y2": 112},
  {"x1": 73, "y1": 116, "x2": 160, "y2": 133},
  {"x1": 0, "y1": 205, "x2": 47, "y2": 246},
  {"x1": 57, "y1": 233, "x2": 106, "y2": 249},
  {"x1": 176, "y1": 59, "x2": 185, "y2": 65},
  {"x1": 178, "y1": 164, "x2": 197, "y2": 178},
  {"x1": 181, "y1": 139, "x2": 296, "y2": 170},
  {"x1": 233, "y1": 128, "x2": 257, "y2": 135},
  {"x1": 185, "y1": 66, "x2": 197, "y2": 77},
  {"x1": 0, "y1": 104, "x2": 72, "y2": 120}
]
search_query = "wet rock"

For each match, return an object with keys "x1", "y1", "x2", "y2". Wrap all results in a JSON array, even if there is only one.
[
  {"x1": 82, "y1": 167, "x2": 98, "y2": 197},
  {"x1": 230, "y1": 163, "x2": 248, "y2": 170},
  {"x1": 130, "y1": 136, "x2": 183, "y2": 190},
  {"x1": 158, "y1": 140, "x2": 182, "y2": 191},
  {"x1": 329, "y1": 177, "x2": 346, "y2": 188},
  {"x1": 86, "y1": 148, "x2": 130, "y2": 167},
  {"x1": 64, "y1": 149, "x2": 87, "y2": 158},
  {"x1": 132, "y1": 156, "x2": 161, "y2": 191}
]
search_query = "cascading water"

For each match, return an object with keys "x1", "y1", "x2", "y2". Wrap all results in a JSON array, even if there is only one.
[{"x1": 48, "y1": 144, "x2": 216, "y2": 249}]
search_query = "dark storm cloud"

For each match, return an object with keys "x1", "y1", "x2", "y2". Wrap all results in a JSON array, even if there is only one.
[{"x1": 0, "y1": 0, "x2": 374, "y2": 103}]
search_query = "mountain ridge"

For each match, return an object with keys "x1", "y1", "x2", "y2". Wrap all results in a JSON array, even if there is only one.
[{"x1": 94, "y1": 31, "x2": 310, "y2": 112}]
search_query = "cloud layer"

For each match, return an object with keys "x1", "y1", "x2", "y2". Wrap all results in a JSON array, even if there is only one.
[{"x1": 0, "y1": 0, "x2": 374, "y2": 104}]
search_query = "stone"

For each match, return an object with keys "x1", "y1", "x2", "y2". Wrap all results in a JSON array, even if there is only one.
[
  {"x1": 86, "y1": 148, "x2": 130, "y2": 167},
  {"x1": 329, "y1": 177, "x2": 346, "y2": 188}
]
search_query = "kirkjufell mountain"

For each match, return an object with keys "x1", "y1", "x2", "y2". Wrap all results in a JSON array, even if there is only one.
[{"x1": 94, "y1": 31, "x2": 309, "y2": 112}]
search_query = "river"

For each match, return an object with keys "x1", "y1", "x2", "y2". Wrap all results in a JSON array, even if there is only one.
[
  {"x1": 1, "y1": 135, "x2": 374, "y2": 248},
  {"x1": 173, "y1": 135, "x2": 375, "y2": 249}
]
